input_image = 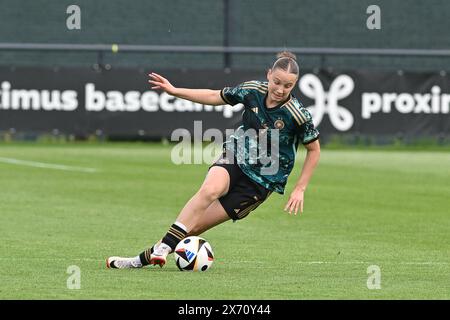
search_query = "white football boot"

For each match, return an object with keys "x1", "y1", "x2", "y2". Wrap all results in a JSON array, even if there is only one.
[{"x1": 106, "y1": 256, "x2": 142, "y2": 269}]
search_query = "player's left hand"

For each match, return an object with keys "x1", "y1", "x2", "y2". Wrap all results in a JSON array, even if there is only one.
[{"x1": 284, "y1": 187, "x2": 305, "y2": 215}]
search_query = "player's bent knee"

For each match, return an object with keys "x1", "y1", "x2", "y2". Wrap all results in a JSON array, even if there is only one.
[{"x1": 197, "y1": 185, "x2": 225, "y2": 202}]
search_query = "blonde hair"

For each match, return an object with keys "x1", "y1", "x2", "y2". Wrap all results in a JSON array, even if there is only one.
[{"x1": 272, "y1": 51, "x2": 299, "y2": 75}]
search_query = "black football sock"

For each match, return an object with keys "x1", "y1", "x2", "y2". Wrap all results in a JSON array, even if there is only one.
[
  {"x1": 138, "y1": 244, "x2": 155, "y2": 266},
  {"x1": 138, "y1": 222, "x2": 188, "y2": 266},
  {"x1": 161, "y1": 222, "x2": 188, "y2": 252}
]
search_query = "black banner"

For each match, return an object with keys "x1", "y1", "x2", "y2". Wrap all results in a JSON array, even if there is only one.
[{"x1": 0, "y1": 67, "x2": 449, "y2": 139}]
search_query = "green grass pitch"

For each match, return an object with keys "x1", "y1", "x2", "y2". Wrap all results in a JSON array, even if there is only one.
[{"x1": 0, "y1": 143, "x2": 449, "y2": 299}]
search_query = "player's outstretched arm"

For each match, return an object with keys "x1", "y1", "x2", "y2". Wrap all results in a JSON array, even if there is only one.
[
  {"x1": 148, "y1": 72, "x2": 225, "y2": 106},
  {"x1": 284, "y1": 139, "x2": 321, "y2": 215}
]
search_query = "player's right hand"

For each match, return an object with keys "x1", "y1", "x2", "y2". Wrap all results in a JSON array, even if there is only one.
[{"x1": 148, "y1": 72, "x2": 176, "y2": 95}]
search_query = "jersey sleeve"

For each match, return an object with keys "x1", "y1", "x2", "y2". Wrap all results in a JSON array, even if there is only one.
[
  {"x1": 296, "y1": 120, "x2": 320, "y2": 145},
  {"x1": 293, "y1": 108, "x2": 320, "y2": 145},
  {"x1": 220, "y1": 82, "x2": 251, "y2": 106}
]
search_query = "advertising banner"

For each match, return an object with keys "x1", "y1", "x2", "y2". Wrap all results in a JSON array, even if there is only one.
[{"x1": 0, "y1": 67, "x2": 448, "y2": 139}]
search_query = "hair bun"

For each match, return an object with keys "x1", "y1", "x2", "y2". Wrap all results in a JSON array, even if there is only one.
[{"x1": 276, "y1": 51, "x2": 297, "y2": 61}]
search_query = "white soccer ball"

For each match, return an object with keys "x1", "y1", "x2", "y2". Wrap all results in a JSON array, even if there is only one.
[{"x1": 174, "y1": 236, "x2": 214, "y2": 271}]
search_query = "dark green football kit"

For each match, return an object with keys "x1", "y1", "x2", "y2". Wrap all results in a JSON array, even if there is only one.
[{"x1": 211, "y1": 80, "x2": 320, "y2": 221}]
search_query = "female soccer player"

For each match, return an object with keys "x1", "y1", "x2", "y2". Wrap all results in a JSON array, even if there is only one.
[{"x1": 107, "y1": 51, "x2": 320, "y2": 269}]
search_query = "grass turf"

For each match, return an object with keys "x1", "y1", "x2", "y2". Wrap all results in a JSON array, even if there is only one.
[{"x1": 0, "y1": 143, "x2": 448, "y2": 299}]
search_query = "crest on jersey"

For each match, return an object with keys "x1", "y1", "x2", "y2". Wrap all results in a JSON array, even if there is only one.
[{"x1": 274, "y1": 119, "x2": 285, "y2": 129}]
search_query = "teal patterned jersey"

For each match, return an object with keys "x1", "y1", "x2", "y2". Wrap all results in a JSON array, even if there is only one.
[{"x1": 220, "y1": 80, "x2": 320, "y2": 194}]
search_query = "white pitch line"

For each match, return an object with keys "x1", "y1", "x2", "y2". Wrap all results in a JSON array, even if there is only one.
[
  {"x1": 0, "y1": 257, "x2": 102, "y2": 261},
  {"x1": 0, "y1": 157, "x2": 98, "y2": 173},
  {"x1": 294, "y1": 261, "x2": 450, "y2": 265},
  {"x1": 238, "y1": 261, "x2": 449, "y2": 266}
]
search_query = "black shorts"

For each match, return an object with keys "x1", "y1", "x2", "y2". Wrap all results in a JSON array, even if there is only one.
[{"x1": 209, "y1": 151, "x2": 272, "y2": 221}]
